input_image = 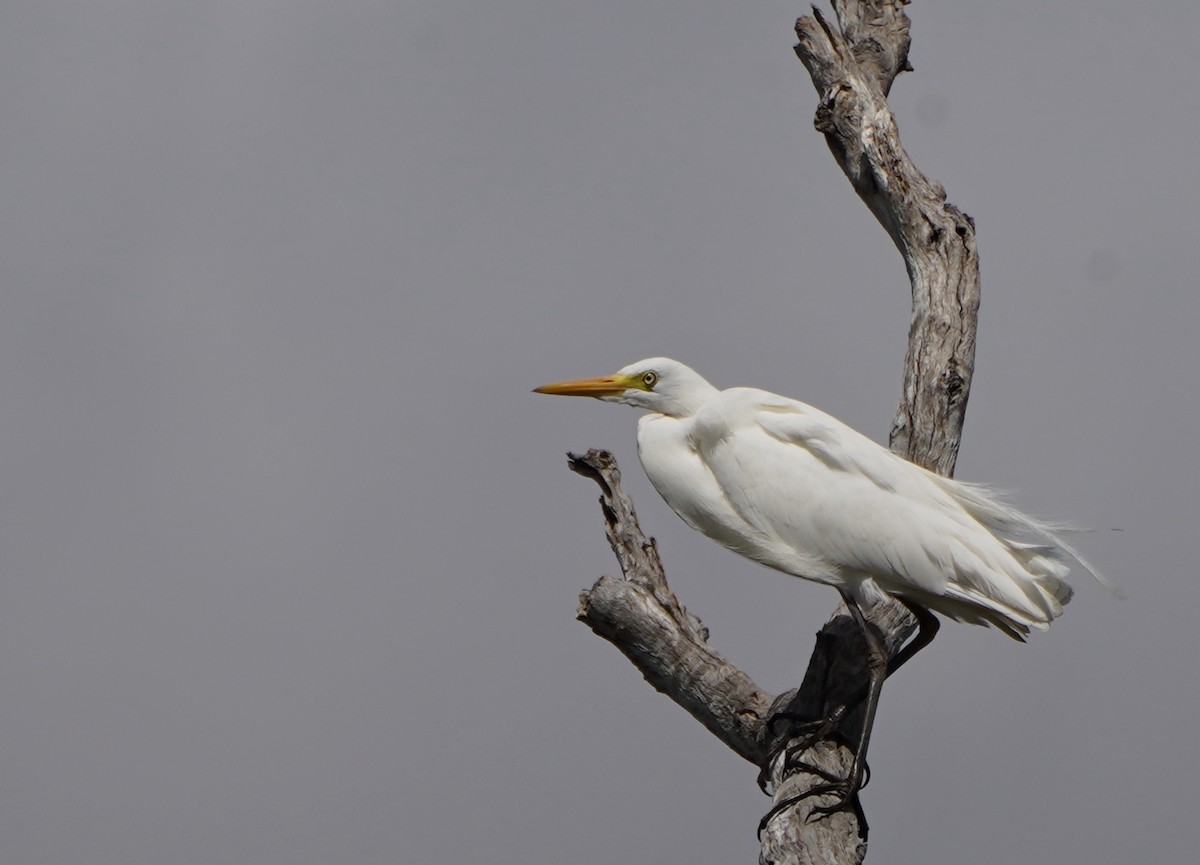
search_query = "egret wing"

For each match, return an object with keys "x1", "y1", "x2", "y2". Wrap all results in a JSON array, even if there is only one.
[{"x1": 688, "y1": 390, "x2": 953, "y2": 593}]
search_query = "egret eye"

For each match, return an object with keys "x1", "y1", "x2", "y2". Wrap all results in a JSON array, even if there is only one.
[{"x1": 641, "y1": 371, "x2": 658, "y2": 389}]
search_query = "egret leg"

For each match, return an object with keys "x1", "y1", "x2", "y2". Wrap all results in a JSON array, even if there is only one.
[
  {"x1": 764, "y1": 598, "x2": 938, "y2": 742},
  {"x1": 886, "y1": 597, "x2": 940, "y2": 678},
  {"x1": 801, "y1": 598, "x2": 939, "y2": 818},
  {"x1": 760, "y1": 597, "x2": 941, "y2": 823},
  {"x1": 804, "y1": 589, "x2": 890, "y2": 815},
  {"x1": 760, "y1": 591, "x2": 888, "y2": 824}
]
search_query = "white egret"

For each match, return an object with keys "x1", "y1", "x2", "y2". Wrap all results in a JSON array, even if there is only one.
[{"x1": 535, "y1": 357, "x2": 1114, "y2": 808}]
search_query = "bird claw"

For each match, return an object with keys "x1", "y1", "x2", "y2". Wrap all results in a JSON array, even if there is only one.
[
  {"x1": 765, "y1": 704, "x2": 846, "y2": 741},
  {"x1": 778, "y1": 758, "x2": 846, "y2": 786},
  {"x1": 758, "y1": 723, "x2": 829, "y2": 793},
  {"x1": 757, "y1": 739, "x2": 870, "y2": 832},
  {"x1": 757, "y1": 707, "x2": 849, "y2": 794},
  {"x1": 802, "y1": 781, "x2": 859, "y2": 820},
  {"x1": 756, "y1": 779, "x2": 860, "y2": 836}
]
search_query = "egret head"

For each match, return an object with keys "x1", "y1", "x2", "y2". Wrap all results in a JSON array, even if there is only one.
[{"x1": 534, "y1": 357, "x2": 717, "y2": 418}]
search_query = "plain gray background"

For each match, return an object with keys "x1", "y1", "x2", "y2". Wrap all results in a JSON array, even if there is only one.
[{"x1": 1, "y1": 1, "x2": 1196, "y2": 863}]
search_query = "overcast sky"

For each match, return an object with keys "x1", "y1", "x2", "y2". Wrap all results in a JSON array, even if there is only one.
[{"x1": 1, "y1": 1, "x2": 1196, "y2": 863}]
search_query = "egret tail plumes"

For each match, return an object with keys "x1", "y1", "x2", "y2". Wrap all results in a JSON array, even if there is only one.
[
  {"x1": 932, "y1": 474, "x2": 1122, "y2": 595},
  {"x1": 888, "y1": 477, "x2": 1078, "y2": 640}
]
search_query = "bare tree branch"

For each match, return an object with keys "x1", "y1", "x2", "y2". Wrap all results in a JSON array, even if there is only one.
[
  {"x1": 572, "y1": 450, "x2": 774, "y2": 765},
  {"x1": 559, "y1": 3, "x2": 981, "y2": 863},
  {"x1": 795, "y1": 2, "x2": 979, "y2": 477}
]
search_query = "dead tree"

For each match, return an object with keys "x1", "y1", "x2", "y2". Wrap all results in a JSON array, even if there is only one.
[{"x1": 561, "y1": 4, "x2": 979, "y2": 862}]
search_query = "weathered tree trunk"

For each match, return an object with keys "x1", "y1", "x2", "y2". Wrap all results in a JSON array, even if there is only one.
[{"x1": 566, "y1": 3, "x2": 980, "y2": 863}]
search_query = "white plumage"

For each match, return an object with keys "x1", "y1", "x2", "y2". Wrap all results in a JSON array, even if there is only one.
[{"x1": 537, "y1": 357, "x2": 1114, "y2": 640}]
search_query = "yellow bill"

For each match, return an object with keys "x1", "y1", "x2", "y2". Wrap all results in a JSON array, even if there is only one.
[{"x1": 533, "y1": 374, "x2": 639, "y2": 398}]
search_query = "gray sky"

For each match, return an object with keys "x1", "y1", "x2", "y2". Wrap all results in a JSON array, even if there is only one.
[{"x1": 1, "y1": 1, "x2": 1196, "y2": 862}]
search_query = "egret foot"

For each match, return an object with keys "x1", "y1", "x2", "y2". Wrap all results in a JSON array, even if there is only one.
[
  {"x1": 756, "y1": 763, "x2": 867, "y2": 835},
  {"x1": 757, "y1": 707, "x2": 848, "y2": 794},
  {"x1": 764, "y1": 704, "x2": 847, "y2": 742},
  {"x1": 758, "y1": 714, "x2": 872, "y2": 834},
  {"x1": 768, "y1": 750, "x2": 870, "y2": 819}
]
